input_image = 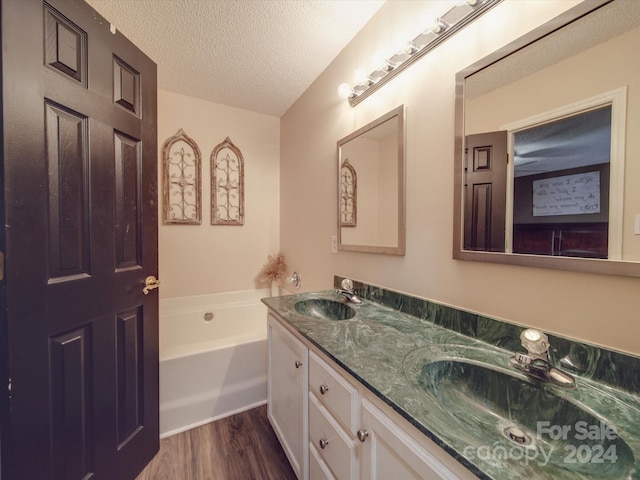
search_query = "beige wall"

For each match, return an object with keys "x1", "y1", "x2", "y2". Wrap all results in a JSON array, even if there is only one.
[
  {"x1": 158, "y1": 90, "x2": 280, "y2": 298},
  {"x1": 280, "y1": 0, "x2": 640, "y2": 356}
]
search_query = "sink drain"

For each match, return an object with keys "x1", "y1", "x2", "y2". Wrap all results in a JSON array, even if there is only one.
[{"x1": 504, "y1": 426, "x2": 531, "y2": 445}]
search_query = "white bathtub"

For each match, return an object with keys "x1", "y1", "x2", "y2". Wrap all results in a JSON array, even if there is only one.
[{"x1": 159, "y1": 289, "x2": 270, "y2": 438}]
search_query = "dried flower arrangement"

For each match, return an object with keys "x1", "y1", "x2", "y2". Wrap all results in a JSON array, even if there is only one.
[{"x1": 257, "y1": 252, "x2": 287, "y2": 289}]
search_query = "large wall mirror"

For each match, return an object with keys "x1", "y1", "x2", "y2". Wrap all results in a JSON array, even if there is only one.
[
  {"x1": 338, "y1": 105, "x2": 405, "y2": 255},
  {"x1": 454, "y1": 0, "x2": 640, "y2": 277}
]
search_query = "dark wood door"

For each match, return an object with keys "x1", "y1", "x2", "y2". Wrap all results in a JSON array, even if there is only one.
[
  {"x1": 464, "y1": 131, "x2": 507, "y2": 252},
  {"x1": 1, "y1": 0, "x2": 159, "y2": 478}
]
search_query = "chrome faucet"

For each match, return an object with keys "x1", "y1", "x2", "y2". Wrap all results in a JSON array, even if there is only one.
[
  {"x1": 510, "y1": 329, "x2": 576, "y2": 388},
  {"x1": 335, "y1": 278, "x2": 362, "y2": 304}
]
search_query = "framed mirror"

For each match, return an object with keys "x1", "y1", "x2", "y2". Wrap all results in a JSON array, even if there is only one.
[
  {"x1": 338, "y1": 105, "x2": 405, "y2": 255},
  {"x1": 453, "y1": 0, "x2": 640, "y2": 277}
]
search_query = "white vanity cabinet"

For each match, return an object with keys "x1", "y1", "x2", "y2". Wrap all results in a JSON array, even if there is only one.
[
  {"x1": 267, "y1": 314, "x2": 471, "y2": 480},
  {"x1": 359, "y1": 398, "x2": 461, "y2": 480},
  {"x1": 267, "y1": 315, "x2": 309, "y2": 480},
  {"x1": 308, "y1": 351, "x2": 360, "y2": 479}
]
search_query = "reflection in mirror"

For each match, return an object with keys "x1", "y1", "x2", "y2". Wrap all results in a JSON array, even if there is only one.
[
  {"x1": 454, "y1": 0, "x2": 640, "y2": 277},
  {"x1": 340, "y1": 159, "x2": 357, "y2": 227},
  {"x1": 338, "y1": 105, "x2": 405, "y2": 255},
  {"x1": 511, "y1": 106, "x2": 611, "y2": 258}
]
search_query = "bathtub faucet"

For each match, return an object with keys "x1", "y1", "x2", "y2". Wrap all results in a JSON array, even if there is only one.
[{"x1": 336, "y1": 278, "x2": 362, "y2": 304}]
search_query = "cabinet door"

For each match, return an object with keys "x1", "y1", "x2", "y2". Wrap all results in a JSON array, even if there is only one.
[
  {"x1": 267, "y1": 315, "x2": 309, "y2": 479},
  {"x1": 360, "y1": 399, "x2": 460, "y2": 480}
]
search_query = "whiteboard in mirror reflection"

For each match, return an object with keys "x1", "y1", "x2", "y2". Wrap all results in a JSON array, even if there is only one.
[{"x1": 532, "y1": 172, "x2": 601, "y2": 217}]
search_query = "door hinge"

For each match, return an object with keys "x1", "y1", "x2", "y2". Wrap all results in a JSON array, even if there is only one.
[
  {"x1": 0, "y1": 251, "x2": 4, "y2": 281},
  {"x1": 7, "y1": 377, "x2": 12, "y2": 400}
]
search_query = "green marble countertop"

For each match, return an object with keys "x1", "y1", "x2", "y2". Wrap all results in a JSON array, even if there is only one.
[{"x1": 263, "y1": 290, "x2": 640, "y2": 480}]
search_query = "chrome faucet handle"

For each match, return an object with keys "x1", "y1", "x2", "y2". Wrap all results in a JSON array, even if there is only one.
[
  {"x1": 511, "y1": 329, "x2": 576, "y2": 389},
  {"x1": 520, "y1": 329, "x2": 550, "y2": 358},
  {"x1": 336, "y1": 278, "x2": 362, "y2": 304},
  {"x1": 340, "y1": 278, "x2": 354, "y2": 291}
]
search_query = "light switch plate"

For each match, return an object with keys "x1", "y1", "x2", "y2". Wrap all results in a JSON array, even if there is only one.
[
  {"x1": 635, "y1": 214, "x2": 640, "y2": 235},
  {"x1": 331, "y1": 236, "x2": 338, "y2": 253}
]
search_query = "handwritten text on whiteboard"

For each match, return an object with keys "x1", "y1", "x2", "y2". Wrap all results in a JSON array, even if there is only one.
[{"x1": 532, "y1": 171, "x2": 600, "y2": 217}]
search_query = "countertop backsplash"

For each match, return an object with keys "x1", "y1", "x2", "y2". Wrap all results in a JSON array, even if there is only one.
[{"x1": 334, "y1": 276, "x2": 640, "y2": 394}]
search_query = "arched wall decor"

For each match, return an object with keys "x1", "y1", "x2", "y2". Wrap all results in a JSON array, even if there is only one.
[
  {"x1": 211, "y1": 136, "x2": 245, "y2": 225},
  {"x1": 340, "y1": 159, "x2": 357, "y2": 227},
  {"x1": 162, "y1": 128, "x2": 202, "y2": 224}
]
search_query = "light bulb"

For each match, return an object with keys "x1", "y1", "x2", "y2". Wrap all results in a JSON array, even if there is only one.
[
  {"x1": 371, "y1": 52, "x2": 393, "y2": 72},
  {"x1": 338, "y1": 83, "x2": 353, "y2": 99},
  {"x1": 403, "y1": 40, "x2": 417, "y2": 55},
  {"x1": 353, "y1": 68, "x2": 368, "y2": 84},
  {"x1": 430, "y1": 18, "x2": 448, "y2": 34},
  {"x1": 392, "y1": 33, "x2": 409, "y2": 55}
]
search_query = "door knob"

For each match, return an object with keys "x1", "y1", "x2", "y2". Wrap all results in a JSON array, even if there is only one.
[{"x1": 143, "y1": 275, "x2": 160, "y2": 295}]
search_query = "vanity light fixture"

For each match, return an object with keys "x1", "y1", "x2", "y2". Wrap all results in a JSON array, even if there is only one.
[{"x1": 338, "y1": 0, "x2": 501, "y2": 106}]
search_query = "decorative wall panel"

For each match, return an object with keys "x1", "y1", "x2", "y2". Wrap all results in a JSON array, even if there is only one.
[
  {"x1": 211, "y1": 137, "x2": 244, "y2": 225},
  {"x1": 162, "y1": 129, "x2": 202, "y2": 224},
  {"x1": 340, "y1": 159, "x2": 357, "y2": 227}
]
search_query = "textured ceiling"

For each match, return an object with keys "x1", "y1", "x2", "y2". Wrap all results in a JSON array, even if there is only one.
[{"x1": 85, "y1": 0, "x2": 385, "y2": 117}]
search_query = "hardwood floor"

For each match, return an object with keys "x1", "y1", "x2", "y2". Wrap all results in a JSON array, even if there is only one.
[{"x1": 136, "y1": 405, "x2": 296, "y2": 480}]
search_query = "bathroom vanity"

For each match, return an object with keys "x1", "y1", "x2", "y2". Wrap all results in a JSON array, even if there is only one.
[
  {"x1": 266, "y1": 313, "x2": 471, "y2": 480},
  {"x1": 263, "y1": 279, "x2": 640, "y2": 480}
]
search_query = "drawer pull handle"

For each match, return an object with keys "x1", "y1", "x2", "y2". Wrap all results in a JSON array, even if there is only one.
[
  {"x1": 357, "y1": 429, "x2": 369, "y2": 443},
  {"x1": 295, "y1": 360, "x2": 303, "y2": 369},
  {"x1": 319, "y1": 384, "x2": 329, "y2": 395},
  {"x1": 319, "y1": 438, "x2": 329, "y2": 449}
]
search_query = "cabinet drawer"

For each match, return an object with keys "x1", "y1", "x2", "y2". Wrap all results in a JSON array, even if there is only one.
[
  {"x1": 309, "y1": 351, "x2": 359, "y2": 434},
  {"x1": 310, "y1": 443, "x2": 336, "y2": 480},
  {"x1": 309, "y1": 393, "x2": 358, "y2": 480}
]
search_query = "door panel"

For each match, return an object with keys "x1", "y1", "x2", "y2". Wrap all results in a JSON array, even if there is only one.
[
  {"x1": 2, "y1": 0, "x2": 158, "y2": 478},
  {"x1": 464, "y1": 131, "x2": 507, "y2": 252},
  {"x1": 114, "y1": 131, "x2": 142, "y2": 269},
  {"x1": 44, "y1": 2, "x2": 88, "y2": 86},
  {"x1": 50, "y1": 325, "x2": 94, "y2": 480},
  {"x1": 45, "y1": 100, "x2": 91, "y2": 281},
  {"x1": 116, "y1": 306, "x2": 144, "y2": 448}
]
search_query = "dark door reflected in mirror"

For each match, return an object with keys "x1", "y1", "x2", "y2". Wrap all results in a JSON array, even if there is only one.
[{"x1": 465, "y1": 106, "x2": 612, "y2": 258}]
